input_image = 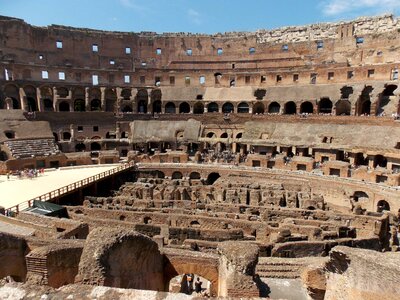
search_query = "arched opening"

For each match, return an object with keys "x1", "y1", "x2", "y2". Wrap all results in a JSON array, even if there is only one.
[
  {"x1": 53, "y1": 132, "x2": 59, "y2": 142},
  {"x1": 236, "y1": 132, "x2": 243, "y2": 139},
  {"x1": 279, "y1": 198, "x2": 287, "y2": 207},
  {"x1": 284, "y1": 101, "x2": 296, "y2": 114},
  {"x1": 59, "y1": 101, "x2": 70, "y2": 112},
  {"x1": 190, "y1": 220, "x2": 201, "y2": 228},
  {"x1": 27, "y1": 97, "x2": 37, "y2": 112},
  {"x1": 373, "y1": 155, "x2": 387, "y2": 168},
  {"x1": 90, "y1": 99, "x2": 101, "y2": 111},
  {"x1": 300, "y1": 101, "x2": 313, "y2": 114},
  {"x1": 377, "y1": 200, "x2": 390, "y2": 212},
  {"x1": 12, "y1": 97, "x2": 20, "y2": 109},
  {"x1": 152, "y1": 100, "x2": 162, "y2": 114},
  {"x1": 121, "y1": 89, "x2": 131, "y2": 100},
  {"x1": 353, "y1": 191, "x2": 369, "y2": 202},
  {"x1": 335, "y1": 100, "x2": 351, "y2": 115},
  {"x1": 155, "y1": 171, "x2": 165, "y2": 178},
  {"x1": 43, "y1": 99, "x2": 54, "y2": 111},
  {"x1": 171, "y1": 171, "x2": 183, "y2": 180},
  {"x1": 165, "y1": 102, "x2": 176, "y2": 114},
  {"x1": 354, "y1": 153, "x2": 368, "y2": 166},
  {"x1": 318, "y1": 98, "x2": 332, "y2": 114},
  {"x1": 179, "y1": 102, "x2": 190, "y2": 114},
  {"x1": 222, "y1": 102, "x2": 234, "y2": 114},
  {"x1": 4, "y1": 84, "x2": 20, "y2": 109},
  {"x1": 360, "y1": 100, "x2": 371, "y2": 115},
  {"x1": 74, "y1": 99, "x2": 85, "y2": 112},
  {"x1": 0, "y1": 150, "x2": 7, "y2": 161},
  {"x1": 144, "y1": 216, "x2": 152, "y2": 224},
  {"x1": 75, "y1": 143, "x2": 86, "y2": 152},
  {"x1": 207, "y1": 102, "x2": 219, "y2": 113},
  {"x1": 268, "y1": 101, "x2": 281, "y2": 114},
  {"x1": 105, "y1": 89, "x2": 117, "y2": 112},
  {"x1": 4, "y1": 131, "x2": 15, "y2": 139},
  {"x1": 237, "y1": 102, "x2": 249, "y2": 113},
  {"x1": 206, "y1": 132, "x2": 215, "y2": 138},
  {"x1": 137, "y1": 100, "x2": 147, "y2": 113},
  {"x1": 206, "y1": 172, "x2": 220, "y2": 185},
  {"x1": 189, "y1": 172, "x2": 201, "y2": 180},
  {"x1": 90, "y1": 142, "x2": 101, "y2": 151},
  {"x1": 253, "y1": 102, "x2": 265, "y2": 114},
  {"x1": 377, "y1": 85, "x2": 397, "y2": 116},
  {"x1": 168, "y1": 274, "x2": 212, "y2": 296},
  {"x1": 62, "y1": 132, "x2": 71, "y2": 140},
  {"x1": 122, "y1": 105, "x2": 132, "y2": 113},
  {"x1": 193, "y1": 102, "x2": 204, "y2": 114},
  {"x1": 220, "y1": 132, "x2": 228, "y2": 138},
  {"x1": 357, "y1": 86, "x2": 373, "y2": 115}
]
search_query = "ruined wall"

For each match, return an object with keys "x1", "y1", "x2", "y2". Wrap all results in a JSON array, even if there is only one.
[{"x1": 0, "y1": 232, "x2": 28, "y2": 281}]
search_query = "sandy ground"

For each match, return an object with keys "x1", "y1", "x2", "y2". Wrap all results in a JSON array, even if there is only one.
[{"x1": 0, "y1": 165, "x2": 119, "y2": 210}]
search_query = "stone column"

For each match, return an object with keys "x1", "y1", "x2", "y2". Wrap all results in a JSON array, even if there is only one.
[
  {"x1": 70, "y1": 124, "x2": 75, "y2": 141},
  {"x1": 85, "y1": 87, "x2": 90, "y2": 111},
  {"x1": 131, "y1": 88, "x2": 138, "y2": 113},
  {"x1": 36, "y1": 87, "x2": 43, "y2": 112},
  {"x1": 52, "y1": 87, "x2": 58, "y2": 112},
  {"x1": 19, "y1": 87, "x2": 26, "y2": 111},
  {"x1": 5, "y1": 97, "x2": 12, "y2": 110},
  {"x1": 100, "y1": 87, "x2": 106, "y2": 112}
]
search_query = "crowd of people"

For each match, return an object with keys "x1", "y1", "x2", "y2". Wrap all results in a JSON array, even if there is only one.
[
  {"x1": 180, "y1": 273, "x2": 208, "y2": 296},
  {"x1": 6, "y1": 168, "x2": 44, "y2": 180}
]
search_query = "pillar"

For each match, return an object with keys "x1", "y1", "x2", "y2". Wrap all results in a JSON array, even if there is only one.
[
  {"x1": 53, "y1": 87, "x2": 58, "y2": 111},
  {"x1": 36, "y1": 87, "x2": 43, "y2": 112},
  {"x1": 85, "y1": 87, "x2": 90, "y2": 111},
  {"x1": 19, "y1": 87, "x2": 26, "y2": 111},
  {"x1": 100, "y1": 87, "x2": 106, "y2": 112}
]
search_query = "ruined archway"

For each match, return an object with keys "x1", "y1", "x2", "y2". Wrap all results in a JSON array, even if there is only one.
[
  {"x1": 208, "y1": 102, "x2": 219, "y2": 113},
  {"x1": 335, "y1": 100, "x2": 351, "y2": 115},
  {"x1": 253, "y1": 102, "x2": 265, "y2": 114},
  {"x1": 59, "y1": 101, "x2": 70, "y2": 112},
  {"x1": 189, "y1": 172, "x2": 201, "y2": 180},
  {"x1": 179, "y1": 102, "x2": 190, "y2": 114},
  {"x1": 74, "y1": 99, "x2": 85, "y2": 112},
  {"x1": 172, "y1": 171, "x2": 183, "y2": 180},
  {"x1": 377, "y1": 200, "x2": 390, "y2": 212},
  {"x1": 152, "y1": 100, "x2": 162, "y2": 114},
  {"x1": 300, "y1": 101, "x2": 313, "y2": 114},
  {"x1": 284, "y1": 101, "x2": 296, "y2": 114},
  {"x1": 237, "y1": 102, "x2": 249, "y2": 113},
  {"x1": 193, "y1": 102, "x2": 204, "y2": 114},
  {"x1": 90, "y1": 99, "x2": 101, "y2": 111},
  {"x1": 165, "y1": 102, "x2": 176, "y2": 114},
  {"x1": 319, "y1": 98, "x2": 332, "y2": 114},
  {"x1": 207, "y1": 172, "x2": 220, "y2": 185},
  {"x1": 222, "y1": 102, "x2": 234, "y2": 114},
  {"x1": 268, "y1": 102, "x2": 280, "y2": 114}
]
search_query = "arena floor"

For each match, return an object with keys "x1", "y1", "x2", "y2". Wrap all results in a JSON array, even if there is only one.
[{"x1": 0, "y1": 164, "x2": 120, "y2": 210}]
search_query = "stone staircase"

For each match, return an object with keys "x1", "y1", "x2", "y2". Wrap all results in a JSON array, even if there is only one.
[
  {"x1": 4, "y1": 138, "x2": 60, "y2": 159},
  {"x1": 256, "y1": 257, "x2": 308, "y2": 279}
]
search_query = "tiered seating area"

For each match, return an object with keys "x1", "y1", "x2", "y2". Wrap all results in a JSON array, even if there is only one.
[{"x1": 4, "y1": 139, "x2": 60, "y2": 159}]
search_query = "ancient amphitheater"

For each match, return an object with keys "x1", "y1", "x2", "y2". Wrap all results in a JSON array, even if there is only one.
[{"x1": 0, "y1": 14, "x2": 400, "y2": 299}]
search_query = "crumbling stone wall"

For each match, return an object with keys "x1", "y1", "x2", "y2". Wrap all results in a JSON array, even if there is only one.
[{"x1": 0, "y1": 232, "x2": 28, "y2": 282}]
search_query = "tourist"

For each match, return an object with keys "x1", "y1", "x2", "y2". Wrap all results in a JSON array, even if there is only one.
[{"x1": 195, "y1": 277, "x2": 202, "y2": 293}]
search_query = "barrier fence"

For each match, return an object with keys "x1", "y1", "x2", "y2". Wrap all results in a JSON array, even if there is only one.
[{"x1": 5, "y1": 162, "x2": 136, "y2": 215}]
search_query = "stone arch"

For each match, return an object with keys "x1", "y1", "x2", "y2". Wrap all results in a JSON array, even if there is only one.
[
  {"x1": 171, "y1": 171, "x2": 183, "y2": 180},
  {"x1": 0, "y1": 150, "x2": 8, "y2": 161},
  {"x1": 319, "y1": 98, "x2": 332, "y2": 114},
  {"x1": 3, "y1": 84, "x2": 20, "y2": 108},
  {"x1": 284, "y1": 101, "x2": 297, "y2": 114},
  {"x1": 253, "y1": 102, "x2": 265, "y2": 114},
  {"x1": 59, "y1": 101, "x2": 70, "y2": 112},
  {"x1": 376, "y1": 84, "x2": 397, "y2": 116},
  {"x1": 353, "y1": 191, "x2": 369, "y2": 202},
  {"x1": 75, "y1": 143, "x2": 86, "y2": 152},
  {"x1": 165, "y1": 102, "x2": 176, "y2": 114},
  {"x1": 121, "y1": 89, "x2": 132, "y2": 100},
  {"x1": 43, "y1": 98, "x2": 54, "y2": 111},
  {"x1": 189, "y1": 172, "x2": 201, "y2": 180},
  {"x1": 90, "y1": 99, "x2": 101, "y2": 111},
  {"x1": 356, "y1": 86, "x2": 373, "y2": 115},
  {"x1": 377, "y1": 200, "x2": 390, "y2": 212},
  {"x1": 90, "y1": 142, "x2": 101, "y2": 151},
  {"x1": 207, "y1": 102, "x2": 219, "y2": 113},
  {"x1": 300, "y1": 101, "x2": 313, "y2": 114},
  {"x1": 152, "y1": 100, "x2": 162, "y2": 114},
  {"x1": 207, "y1": 172, "x2": 220, "y2": 185},
  {"x1": 220, "y1": 132, "x2": 228, "y2": 138},
  {"x1": 179, "y1": 102, "x2": 190, "y2": 114},
  {"x1": 164, "y1": 255, "x2": 219, "y2": 296},
  {"x1": 76, "y1": 228, "x2": 164, "y2": 290},
  {"x1": 105, "y1": 88, "x2": 117, "y2": 112},
  {"x1": 335, "y1": 100, "x2": 351, "y2": 115},
  {"x1": 237, "y1": 102, "x2": 249, "y2": 113},
  {"x1": 268, "y1": 101, "x2": 280, "y2": 114},
  {"x1": 206, "y1": 132, "x2": 216, "y2": 138},
  {"x1": 151, "y1": 89, "x2": 162, "y2": 102},
  {"x1": 193, "y1": 102, "x2": 204, "y2": 114},
  {"x1": 373, "y1": 155, "x2": 387, "y2": 168},
  {"x1": 222, "y1": 102, "x2": 234, "y2": 114},
  {"x1": 137, "y1": 89, "x2": 148, "y2": 113},
  {"x1": 74, "y1": 99, "x2": 85, "y2": 112},
  {"x1": 57, "y1": 87, "x2": 69, "y2": 98}
]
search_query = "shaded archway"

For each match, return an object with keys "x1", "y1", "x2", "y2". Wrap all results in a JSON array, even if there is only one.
[
  {"x1": 356, "y1": 86, "x2": 373, "y2": 115},
  {"x1": 90, "y1": 99, "x2": 101, "y2": 111},
  {"x1": 137, "y1": 89, "x2": 148, "y2": 113},
  {"x1": 62, "y1": 132, "x2": 71, "y2": 140},
  {"x1": 26, "y1": 97, "x2": 37, "y2": 112},
  {"x1": 43, "y1": 99, "x2": 54, "y2": 112},
  {"x1": 105, "y1": 88, "x2": 117, "y2": 112},
  {"x1": 253, "y1": 102, "x2": 265, "y2": 114},
  {"x1": 75, "y1": 143, "x2": 86, "y2": 152},
  {"x1": 300, "y1": 101, "x2": 313, "y2": 114},
  {"x1": 376, "y1": 85, "x2": 397, "y2": 116},
  {"x1": 373, "y1": 155, "x2": 387, "y2": 168},
  {"x1": 74, "y1": 99, "x2": 85, "y2": 112},
  {"x1": 59, "y1": 101, "x2": 70, "y2": 112},
  {"x1": 268, "y1": 101, "x2": 280, "y2": 114},
  {"x1": 206, "y1": 172, "x2": 220, "y2": 185},
  {"x1": 152, "y1": 100, "x2": 162, "y2": 114},
  {"x1": 179, "y1": 102, "x2": 190, "y2": 114},
  {"x1": 222, "y1": 102, "x2": 234, "y2": 114},
  {"x1": 193, "y1": 102, "x2": 204, "y2": 114},
  {"x1": 165, "y1": 102, "x2": 176, "y2": 114},
  {"x1": 377, "y1": 200, "x2": 390, "y2": 212},
  {"x1": 318, "y1": 98, "x2": 332, "y2": 114},
  {"x1": 207, "y1": 102, "x2": 219, "y2": 113},
  {"x1": 335, "y1": 100, "x2": 351, "y2": 115},
  {"x1": 137, "y1": 100, "x2": 147, "y2": 113},
  {"x1": 189, "y1": 172, "x2": 201, "y2": 180},
  {"x1": 171, "y1": 171, "x2": 183, "y2": 180},
  {"x1": 90, "y1": 142, "x2": 101, "y2": 151},
  {"x1": 237, "y1": 102, "x2": 249, "y2": 113},
  {"x1": 284, "y1": 101, "x2": 296, "y2": 114}
]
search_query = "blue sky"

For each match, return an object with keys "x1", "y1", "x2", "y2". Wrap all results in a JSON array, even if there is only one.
[{"x1": 1, "y1": 0, "x2": 400, "y2": 33}]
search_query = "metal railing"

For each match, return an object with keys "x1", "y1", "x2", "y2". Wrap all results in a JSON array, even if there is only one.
[{"x1": 5, "y1": 162, "x2": 136, "y2": 215}]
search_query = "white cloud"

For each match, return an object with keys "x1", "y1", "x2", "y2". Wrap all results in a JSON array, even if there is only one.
[
  {"x1": 188, "y1": 8, "x2": 202, "y2": 25},
  {"x1": 321, "y1": 0, "x2": 400, "y2": 16},
  {"x1": 119, "y1": 0, "x2": 144, "y2": 11}
]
